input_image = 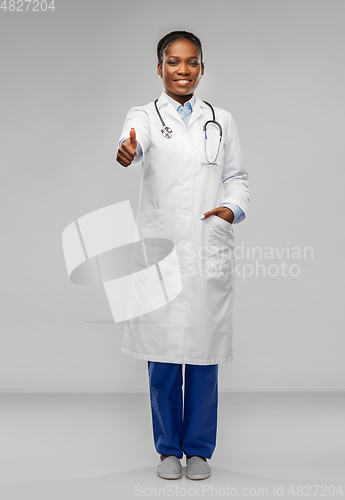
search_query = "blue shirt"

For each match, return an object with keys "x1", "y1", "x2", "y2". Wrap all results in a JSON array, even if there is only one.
[
  {"x1": 165, "y1": 93, "x2": 195, "y2": 127},
  {"x1": 119, "y1": 93, "x2": 245, "y2": 223}
]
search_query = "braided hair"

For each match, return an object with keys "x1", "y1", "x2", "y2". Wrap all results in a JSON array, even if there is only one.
[{"x1": 157, "y1": 31, "x2": 203, "y2": 65}]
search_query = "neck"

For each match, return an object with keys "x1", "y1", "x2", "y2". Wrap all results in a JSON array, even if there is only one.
[{"x1": 165, "y1": 90, "x2": 193, "y2": 106}]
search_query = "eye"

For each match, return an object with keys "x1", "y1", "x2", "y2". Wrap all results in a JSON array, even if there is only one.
[
  {"x1": 167, "y1": 61, "x2": 177, "y2": 65},
  {"x1": 190, "y1": 62, "x2": 199, "y2": 66}
]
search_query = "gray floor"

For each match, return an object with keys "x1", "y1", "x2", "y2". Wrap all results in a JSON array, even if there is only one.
[{"x1": 0, "y1": 392, "x2": 344, "y2": 500}]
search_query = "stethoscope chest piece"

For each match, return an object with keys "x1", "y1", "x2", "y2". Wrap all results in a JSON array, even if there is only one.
[{"x1": 161, "y1": 126, "x2": 172, "y2": 139}]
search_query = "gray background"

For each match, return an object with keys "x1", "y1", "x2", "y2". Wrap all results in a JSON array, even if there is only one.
[{"x1": 1, "y1": 0, "x2": 344, "y2": 392}]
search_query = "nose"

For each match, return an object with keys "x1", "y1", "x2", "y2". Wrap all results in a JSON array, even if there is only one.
[{"x1": 177, "y1": 62, "x2": 190, "y2": 75}]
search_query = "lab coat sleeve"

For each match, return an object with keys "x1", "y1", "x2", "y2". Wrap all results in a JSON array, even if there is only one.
[
  {"x1": 117, "y1": 106, "x2": 150, "y2": 167},
  {"x1": 219, "y1": 114, "x2": 250, "y2": 219}
]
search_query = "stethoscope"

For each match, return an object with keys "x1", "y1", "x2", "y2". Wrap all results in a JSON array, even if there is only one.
[{"x1": 154, "y1": 99, "x2": 223, "y2": 165}]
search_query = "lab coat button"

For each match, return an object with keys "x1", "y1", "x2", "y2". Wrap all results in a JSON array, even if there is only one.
[
  {"x1": 179, "y1": 298, "x2": 184, "y2": 304},
  {"x1": 181, "y1": 240, "x2": 187, "y2": 246}
]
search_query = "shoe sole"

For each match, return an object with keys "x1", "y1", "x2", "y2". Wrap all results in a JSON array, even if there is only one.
[
  {"x1": 157, "y1": 472, "x2": 182, "y2": 479},
  {"x1": 186, "y1": 472, "x2": 210, "y2": 480}
]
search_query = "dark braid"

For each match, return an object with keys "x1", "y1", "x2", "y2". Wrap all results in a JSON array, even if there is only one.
[{"x1": 157, "y1": 31, "x2": 203, "y2": 65}]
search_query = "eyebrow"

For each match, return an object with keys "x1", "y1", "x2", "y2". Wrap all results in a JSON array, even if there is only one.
[{"x1": 167, "y1": 55, "x2": 199, "y2": 59}]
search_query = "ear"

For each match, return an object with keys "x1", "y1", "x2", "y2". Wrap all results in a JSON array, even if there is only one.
[
  {"x1": 157, "y1": 63, "x2": 162, "y2": 78},
  {"x1": 201, "y1": 63, "x2": 205, "y2": 76}
]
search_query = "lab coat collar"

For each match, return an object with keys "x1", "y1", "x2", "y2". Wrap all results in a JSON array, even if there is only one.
[
  {"x1": 165, "y1": 92, "x2": 196, "y2": 112},
  {"x1": 156, "y1": 91, "x2": 209, "y2": 130}
]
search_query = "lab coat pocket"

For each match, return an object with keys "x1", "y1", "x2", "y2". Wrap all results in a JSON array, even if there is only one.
[
  {"x1": 213, "y1": 214, "x2": 233, "y2": 230},
  {"x1": 132, "y1": 208, "x2": 175, "y2": 274},
  {"x1": 203, "y1": 215, "x2": 235, "y2": 281},
  {"x1": 135, "y1": 209, "x2": 160, "y2": 240},
  {"x1": 133, "y1": 209, "x2": 161, "y2": 271}
]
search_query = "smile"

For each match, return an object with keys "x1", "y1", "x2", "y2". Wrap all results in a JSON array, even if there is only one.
[{"x1": 174, "y1": 79, "x2": 192, "y2": 85}]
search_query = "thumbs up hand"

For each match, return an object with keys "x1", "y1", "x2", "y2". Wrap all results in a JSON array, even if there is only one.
[{"x1": 116, "y1": 128, "x2": 139, "y2": 167}]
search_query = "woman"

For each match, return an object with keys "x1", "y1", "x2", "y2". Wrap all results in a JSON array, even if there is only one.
[{"x1": 116, "y1": 31, "x2": 249, "y2": 480}]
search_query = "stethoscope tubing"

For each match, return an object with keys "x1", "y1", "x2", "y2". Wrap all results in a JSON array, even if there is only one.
[{"x1": 154, "y1": 98, "x2": 222, "y2": 164}]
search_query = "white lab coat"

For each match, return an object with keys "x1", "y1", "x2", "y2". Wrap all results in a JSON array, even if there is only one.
[{"x1": 118, "y1": 91, "x2": 249, "y2": 365}]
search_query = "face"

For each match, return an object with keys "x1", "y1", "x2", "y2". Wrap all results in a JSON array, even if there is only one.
[{"x1": 157, "y1": 39, "x2": 204, "y2": 105}]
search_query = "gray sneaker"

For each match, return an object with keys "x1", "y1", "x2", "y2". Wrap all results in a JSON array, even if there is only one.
[
  {"x1": 157, "y1": 455, "x2": 182, "y2": 479},
  {"x1": 186, "y1": 456, "x2": 211, "y2": 480}
]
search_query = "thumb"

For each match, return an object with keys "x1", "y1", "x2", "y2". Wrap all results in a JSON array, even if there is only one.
[
  {"x1": 130, "y1": 127, "x2": 137, "y2": 146},
  {"x1": 200, "y1": 209, "x2": 217, "y2": 220}
]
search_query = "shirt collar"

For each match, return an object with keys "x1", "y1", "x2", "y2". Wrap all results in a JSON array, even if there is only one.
[{"x1": 164, "y1": 92, "x2": 196, "y2": 111}]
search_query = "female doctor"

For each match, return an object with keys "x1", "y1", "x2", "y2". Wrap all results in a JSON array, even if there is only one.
[{"x1": 116, "y1": 31, "x2": 249, "y2": 480}]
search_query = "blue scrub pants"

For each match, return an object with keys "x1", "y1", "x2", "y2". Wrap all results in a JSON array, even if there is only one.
[{"x1": 147, "y1": 361, "x2": 218, "y2": 459}]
